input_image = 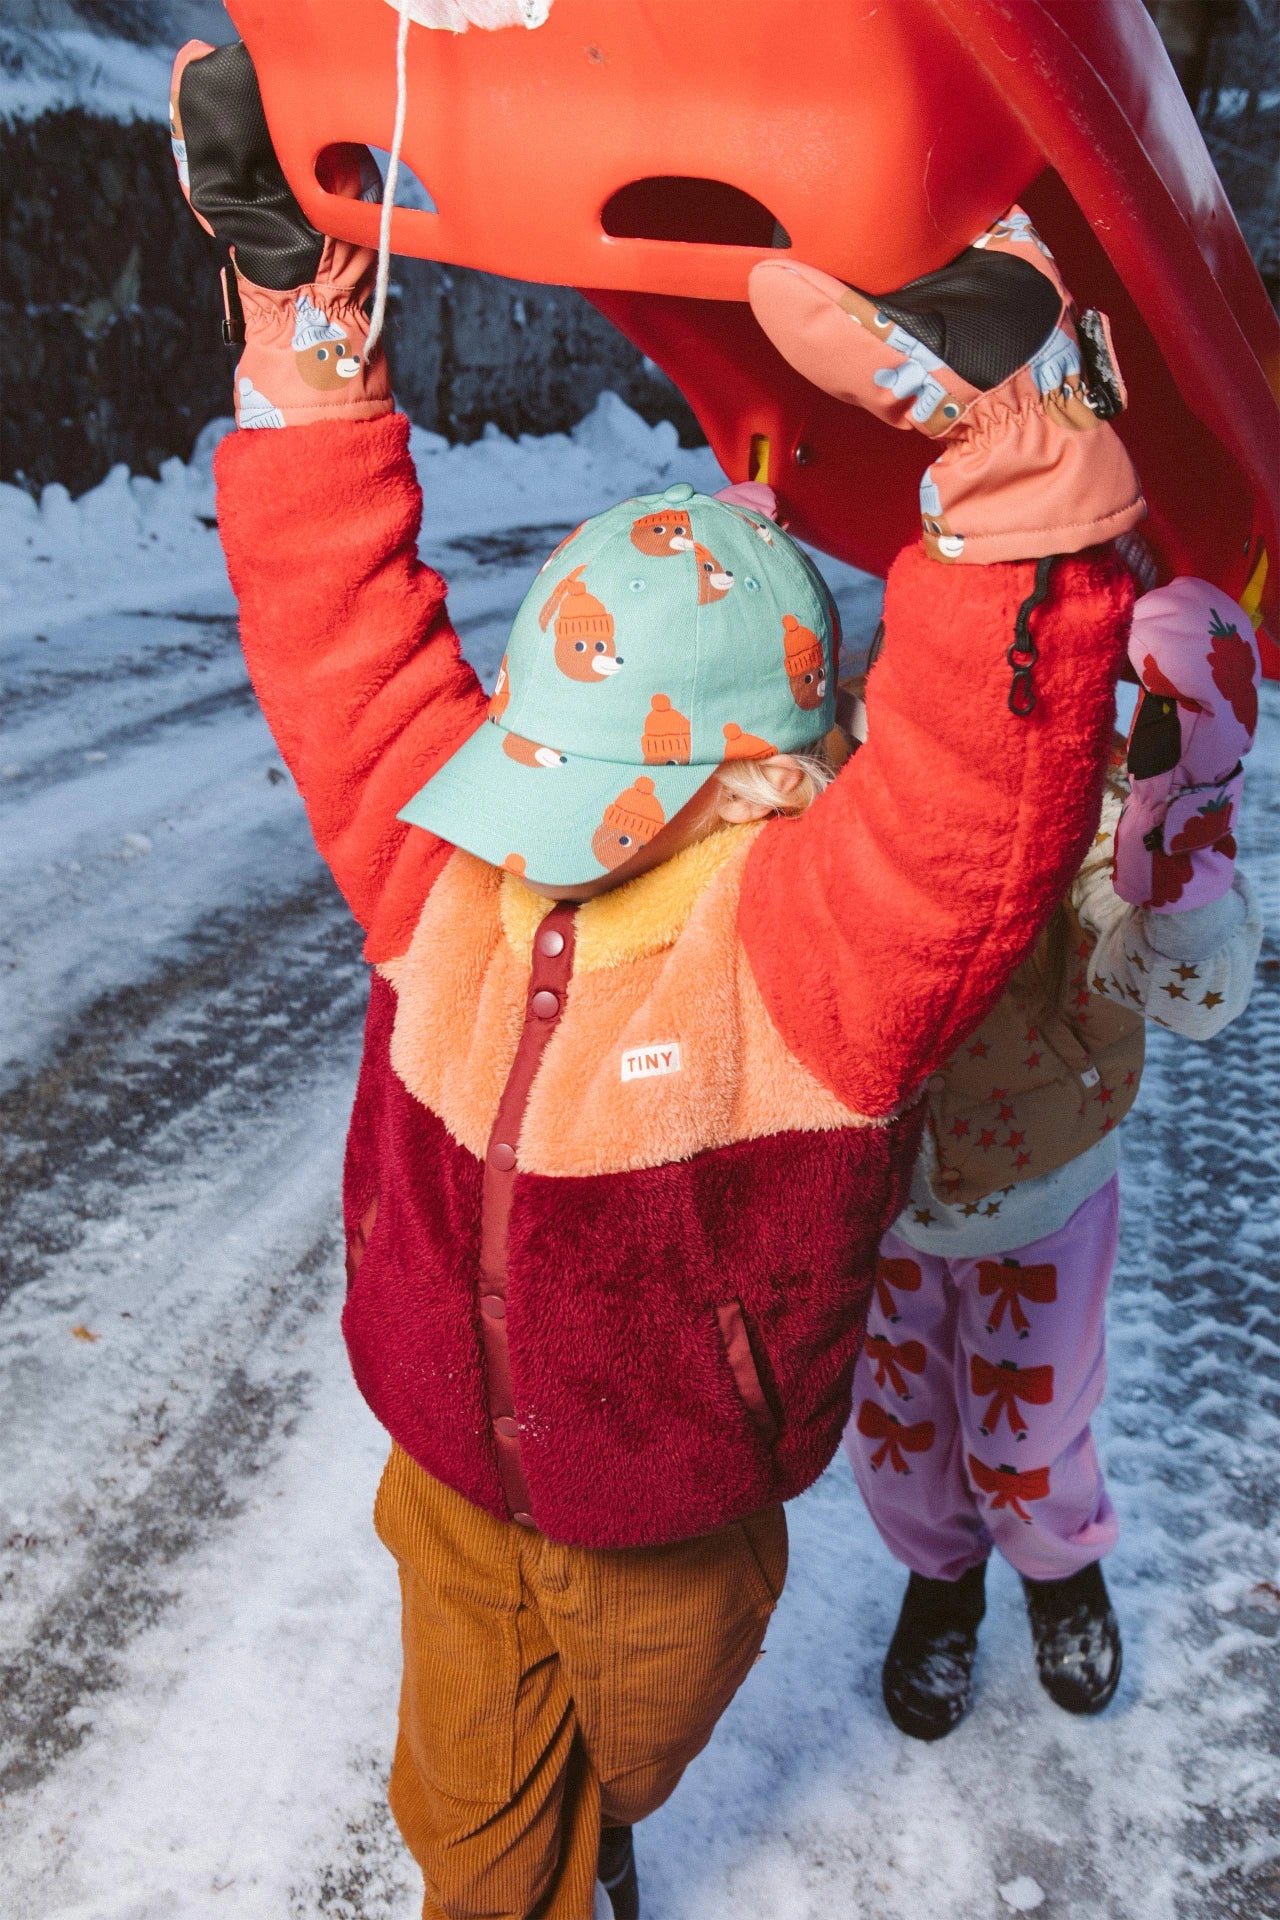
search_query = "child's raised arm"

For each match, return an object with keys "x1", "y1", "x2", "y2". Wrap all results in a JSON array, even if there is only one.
[
  {"x1": 741, "y1": 542, "x2": 1132, "y2": 1117},
  {"x1": 742, "y1": 212, "x2": 1141, "y2": 1118},
  {"x1": 172, "y1": 41, "x2": 488, "y2": 959},
  {"x1": 216, "y1": 417, "x2": 486, "y2": 958}
]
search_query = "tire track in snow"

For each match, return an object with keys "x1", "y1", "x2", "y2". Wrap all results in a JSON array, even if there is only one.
[
  {"x1": 0, "y1": 871, "x2": 370, "y2": 1798},
  {"x1": 0, "y1": 678, "x2": 257, "y2": 803},
  {"x1": 1108, "y1": 689, "x2": 1280, "y2": 1920},
  {"x1": 289, "y1": 1754, "x2": 415, "y2": 1920},
  {"x1": 0, "y1": 1228, "x2": 339, "y2": 1798},
  {"x1": 1134, "y1": 952, "x2": 1280, "y2": 1920},
  {"x1": 0, "y1": 612, "x2": 239, "y2": 726},
  {"x1": 1, "y1": 876, "x2": 364, "y2": 1303}
]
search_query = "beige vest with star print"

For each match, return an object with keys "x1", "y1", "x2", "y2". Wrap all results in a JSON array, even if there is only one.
[{"x1": 924, "y1": 900, "x2": 1145, "y2": 1207}]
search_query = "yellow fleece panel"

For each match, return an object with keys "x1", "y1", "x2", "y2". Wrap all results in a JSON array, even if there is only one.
[
  {"x1": 499, "y1": 825, "x2": 758, "y2": 973},
  {"x1": 389, "y1": 833, "x2": 880, "y2": 1174}
]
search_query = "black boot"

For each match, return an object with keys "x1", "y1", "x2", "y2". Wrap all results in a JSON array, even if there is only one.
[
  {"x1": 597, "y1": 1825, "x2": 640, "y2": 1920},
  {"x1": 1022, "y1": 1561, "x2": 1122, "y2": 1715},
  {"x1": 881, "y1": 1562, "x2": 988, "y2": 1741}
]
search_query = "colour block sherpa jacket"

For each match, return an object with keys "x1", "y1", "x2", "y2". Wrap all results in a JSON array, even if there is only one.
[{"x1": 215, "y1": 413, "x2": 1132, "y2": 1549}]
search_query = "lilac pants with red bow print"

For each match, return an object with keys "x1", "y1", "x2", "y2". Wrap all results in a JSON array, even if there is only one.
[{"x1": 845, "y1": 1178, "x2": 1120, "y2": 1583}]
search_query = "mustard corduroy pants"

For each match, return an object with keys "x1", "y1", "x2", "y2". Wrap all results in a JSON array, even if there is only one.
[{"x1": 374, "y1": 1444, "x2": 787, "y2": 1920}]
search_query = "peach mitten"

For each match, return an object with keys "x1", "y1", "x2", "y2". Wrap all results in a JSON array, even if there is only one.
[
  {"x1": 749, "y1": 207, "x2": 1144, "y2": 565},
  {"x1": 170, "y1": 39, "x2": 391, "y2": 430}
]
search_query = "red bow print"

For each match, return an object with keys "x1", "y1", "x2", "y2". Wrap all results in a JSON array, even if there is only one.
[
  {"x1": 874, "y1": 1255, "x2": 922, "y2": 1323},
  {"x1": 970, "y1": 1354, "x2": 1054, "y2": 1437},
  {"x1": 976, "y1": 1257, "x2": 1057, "y2": 1336},
  {"x1": 865, "y1": 1333, "x2": 927, "y2": 1400},
  {"x1": 968, "y1": 1454, "x2": 1051, "y2": 1522},
  {"x1": 857, "y1": 1400, "x2": 935, "y2": 1474}
]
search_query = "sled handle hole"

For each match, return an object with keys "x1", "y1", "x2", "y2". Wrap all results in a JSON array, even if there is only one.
[
  {"x1": 314, "y1": 144, "x2": 440, "y2": 215},
  {"x1": 602, "y1": 177, "x2": 790, "y2": 249}
]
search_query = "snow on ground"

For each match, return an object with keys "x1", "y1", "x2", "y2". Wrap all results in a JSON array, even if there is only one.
[
  {"x1": 0, "y1": 28, "x2": 176, "y2": 124},
  {"x1": 0, "y1": 398, "x2": 1275, "y2": 1920}
]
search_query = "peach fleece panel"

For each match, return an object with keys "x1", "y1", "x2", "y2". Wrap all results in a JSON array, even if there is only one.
[
  {"x1": 518, "y1": 838, "x2": 880, "y2": 1177},
  {"x1": 388, "y1": 830, "x2": 881, "y2": 1174},
  {"x1": 389, "y1": 851, "x2": 525, "y2": 1158}
]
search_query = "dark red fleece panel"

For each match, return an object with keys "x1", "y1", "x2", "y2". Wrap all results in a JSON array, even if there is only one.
[
  {"x1": 341, "y1": 979, "x2": 922, "y2": 1548},
  {"x1": 342, "y1": 980, "x2": 505, "y2": 1520},
  {"x1": 214, "y1": 415, "x2": 489, "y2": 960},
  {"x1": 505, "y1": 1115, "x2": 921, "y2": 1546},
  {"x1": 741, "y1": 542, "x2": 1133, "y2": 1119}
]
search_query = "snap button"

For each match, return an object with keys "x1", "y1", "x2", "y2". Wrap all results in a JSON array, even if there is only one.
[
  {"x1": 489, "y1": 1141, "x2": 517, "y2": 1171},
  {"x1": 494, "y1": 1415, "x2": 519, "y2": 1439},
  {"x1": 537, "y1": 926, "x2": 565, "y2": 957},
  {"x1": 531, "y1": 989, "x2": 561, "y2": 1020},
  {"x1": 480, "y1": 1293, "x2": 506, "y2": 1320},
  {"x1": 512, "y1": 1511, "x2": 537, "y2": 1529},
  {"x1": 663, "y1": 481, "x2": 695, "y2": 503}
]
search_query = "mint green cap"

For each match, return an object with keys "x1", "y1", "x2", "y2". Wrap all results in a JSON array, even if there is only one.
[{"x1": 399, "y1": 482, "x2": 838, "y2": 885}]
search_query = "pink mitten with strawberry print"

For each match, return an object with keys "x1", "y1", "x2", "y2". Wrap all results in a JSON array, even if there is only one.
[{"x1": 1114, "y1": 579, "x2": 1259, "y2": 912}]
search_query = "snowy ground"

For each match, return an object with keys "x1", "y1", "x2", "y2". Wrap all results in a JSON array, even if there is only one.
[{"x1": 0, "y1": 397, "x2": 1276, "y2": 1920}]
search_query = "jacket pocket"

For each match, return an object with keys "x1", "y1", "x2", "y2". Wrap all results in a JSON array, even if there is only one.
[
  {"x1": 715, "y1": 1300, "x2": 780, "y2": 1444},
  {"x1": 345, "y1": 1195, "x2": 380, "y2": 1289}
]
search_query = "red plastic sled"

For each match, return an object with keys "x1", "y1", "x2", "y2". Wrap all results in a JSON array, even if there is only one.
[{"x1": 227, "y1": 0, "x2": 1278, "y2": 663}]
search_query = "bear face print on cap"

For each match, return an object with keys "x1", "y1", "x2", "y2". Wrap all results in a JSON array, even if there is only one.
[
  {"x1": 630, "y1": 508, "x2": 734, "y2": 604},
  {"x1": 398, "y1": 481, "x2": 837, "y2": 887},
  {"x1": 538, "y1": 566, "x2": 624, "y2": 681},
  {"x1": 489, "y1": 654, "x2": 511, "y2": 721},
  {"x1": 782, "y1": 614, "x2": 828, "y2": 710},
  {"x1": 502, "y1": 733, "x2": 568, "y2": 769},
  {"x1": 630, "y1": 509, "x2": 694, "y2": 556},
  {"x1": 591, "y1": 775, "x2": 666, "y2": 870}
]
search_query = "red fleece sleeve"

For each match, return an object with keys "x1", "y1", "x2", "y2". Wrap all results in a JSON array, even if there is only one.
[
  {"x1": 740, "y1": 543, "x2": 1133, "y2": 1118},
  {"x1": 214, "y1": 413, "x2": 488, "y2": 960}
]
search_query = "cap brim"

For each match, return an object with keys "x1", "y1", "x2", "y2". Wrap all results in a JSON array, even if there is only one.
[{"x1": 398, "y1": 719, "x2": 712, "y2": 887}]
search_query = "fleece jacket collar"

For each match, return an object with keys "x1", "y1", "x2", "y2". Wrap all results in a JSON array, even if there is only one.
[{"x1": 498, "y1": 822, "x2": 762, "y2": 974}]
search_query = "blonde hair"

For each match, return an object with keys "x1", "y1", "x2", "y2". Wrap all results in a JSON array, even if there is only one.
[{"x1": 715, "y1": 741, "x2": 836, "y2": 817}]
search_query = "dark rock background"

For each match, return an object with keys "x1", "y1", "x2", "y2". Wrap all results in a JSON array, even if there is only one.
[
  {"x1": 3, "y1": 108, "x2": 233, "y2": 491},
  {"x1": 0, "y1": 105, "x2": 702, "y2": 495}
]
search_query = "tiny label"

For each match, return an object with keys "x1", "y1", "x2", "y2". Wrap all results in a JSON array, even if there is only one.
[
  {"x1": 621, "y1": 1041, "x2": 682, "y2": 1082},
  {"x1": 1079, "y1": 1064, "x2": 1101, "y2": 1088}
]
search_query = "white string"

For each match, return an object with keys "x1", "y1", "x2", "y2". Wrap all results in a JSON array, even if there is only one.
[{"x1": 364, "y1": 0, "x2": 412, "y2": 363}]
